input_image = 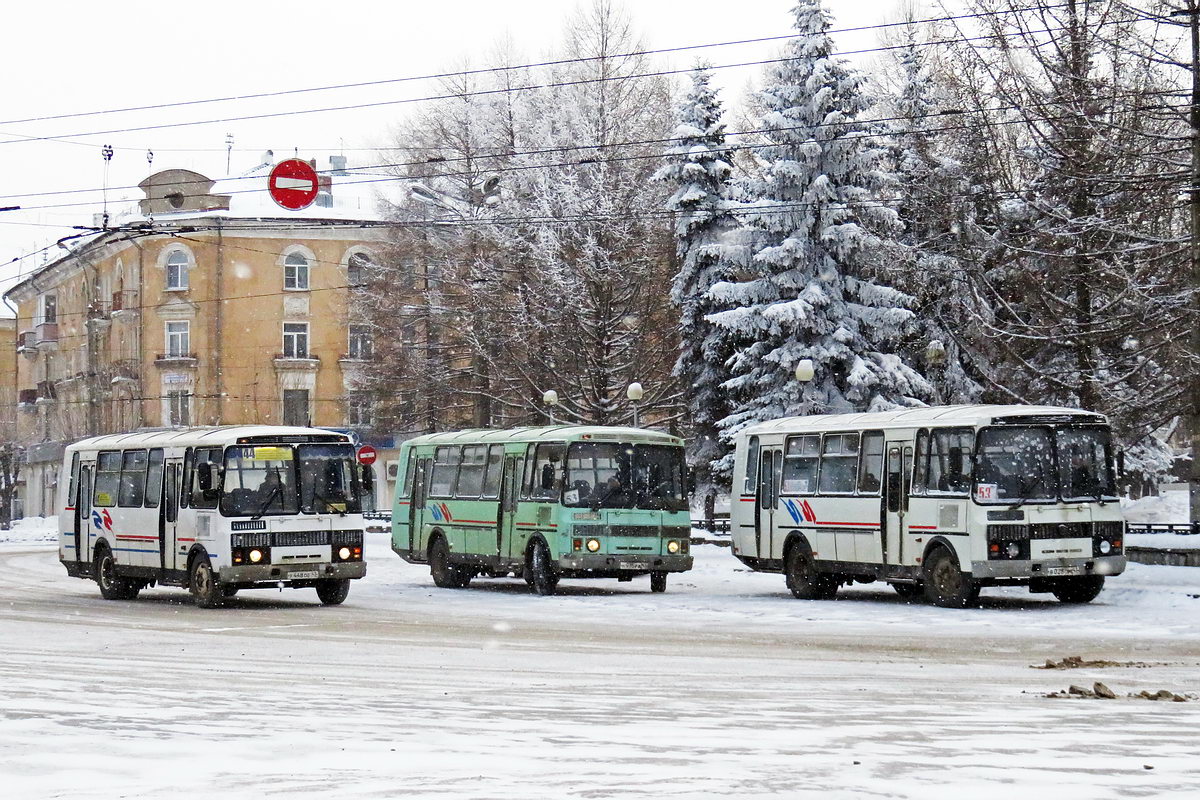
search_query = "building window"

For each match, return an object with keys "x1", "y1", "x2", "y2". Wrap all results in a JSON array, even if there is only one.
[
  {"x1": 283, "y1": 322, "x2": 309, "y2": 359},
  {"x1": 283, "y1": 389, "x2": 310, "y2": 427},
  {"x1": 348, "y1": 325, "x2": 373, "y2": 360},
  {"x1": 165, "y1": 249, "x2": 189, "y2": 290},
  {"x1": 348, "y1": 393, "x2": 372, "y2": 427},
  {"x1": 166, "y1": 321, "x2": 190, "y2": 358},
  {"x1": 347, "y1": 252, "x2": 372, "y2": 286},
  {"x1": 39, "y1": 293, "x2": 57, "y2": 325},
  {"x1": 167, "y1": 391, "x2": 191, "y2": 427},
  {"x1": 284, "y1": 252, "x2": 310, "y2": 290}
]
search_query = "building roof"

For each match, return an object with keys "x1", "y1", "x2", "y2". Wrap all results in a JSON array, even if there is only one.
[
  {"x1": 65, "y1": 425, "x2": 352, "y2": 452},
  {"x1": 738, "y1": 404, "x2": 1108, "y2": 437},
  {"x1": 403, "y1": 426, "x2": 683, "y2": 448}
]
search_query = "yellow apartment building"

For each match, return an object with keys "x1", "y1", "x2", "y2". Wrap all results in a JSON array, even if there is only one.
[{"x1": 6, "y1": 156, "x2": 391, "y2": 517}]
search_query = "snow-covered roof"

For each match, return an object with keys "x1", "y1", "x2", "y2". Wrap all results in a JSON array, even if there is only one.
[
  {"x1": 739, "y1": 405, "x2": 1108, "y2": 437},
  {"x1": 404, "y1": 426, "x2": 683, "y2": 448},
  {"x1": 66, "y1": 425, "x2": 353, "y2": 452}
]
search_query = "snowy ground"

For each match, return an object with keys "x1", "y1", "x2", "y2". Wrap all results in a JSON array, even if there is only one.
[
  {"x1": 1123, "y1": 489, "x2": 1198, "y2": 550},
  {"x1": 2, "y1": 525, "x2": 1199, "y2": 799}
]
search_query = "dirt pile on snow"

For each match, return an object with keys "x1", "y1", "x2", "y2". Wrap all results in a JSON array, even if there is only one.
[
  {"x1": 1033, "y1": 655, "x2": 1160, "y2": 669},
  {"x1": 1044, "y1": 682, "x2": 1193, "y2": 701}
]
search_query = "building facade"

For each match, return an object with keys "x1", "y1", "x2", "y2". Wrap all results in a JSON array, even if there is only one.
[{"x1": 6, "y1": 158, "x2": 391, "y2": 517}]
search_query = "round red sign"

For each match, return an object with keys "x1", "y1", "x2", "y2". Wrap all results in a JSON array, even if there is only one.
[
  {"x1": 268, "y1": 158, "x2": 320, "y2": 210},
  {"x1": 356, "y1": 445, "x2": 378, "y2": 465}
]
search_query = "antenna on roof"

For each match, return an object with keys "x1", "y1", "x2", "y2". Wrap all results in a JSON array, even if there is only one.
[{"x1": 225, "y1": 133, "x2": 234, "y2": 174}]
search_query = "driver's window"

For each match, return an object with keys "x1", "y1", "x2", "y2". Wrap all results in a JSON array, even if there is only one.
[
  {"x1": 191, "y1": 447, "x2": 221, "y2": 509},
  {"x1": 530, "y1": 443, "x2": 565, "y2": 500}
]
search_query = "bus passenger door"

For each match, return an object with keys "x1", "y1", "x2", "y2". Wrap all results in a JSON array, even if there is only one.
[
  {"x1": 161, "y1": 462, "x2": 181, "y2": 572},
  {"x1": 409, "y1": 457, "x2": 431, "y2": 557},
  {"x1": 755, "y1": 448, "x2": 781, "y2": 560},
  {"x1": 882, "y1": 443, "x2": 912, "y2": 568},
  {"x1": 498, "y1": 456, "x2": 520, "y2": 560},
  {"x1": 75, "y1": 466, "x2": 93, "y2": 566}
]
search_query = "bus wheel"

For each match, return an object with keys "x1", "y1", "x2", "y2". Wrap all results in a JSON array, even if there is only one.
[
  {"x1": 429, "y1": 537, "x2": 469, "y2": 589},
  {"x1": 221, "y1": 586, "x2": 240, "y2": 599},
  {"x1": 189, "y1": 556, "x2": 224, "y2": 609},
  {"x1": 650, "y1": 571, "x2": 667, "y2": 593},
  {"x1": 94, "y1": 545, "x2": 139, "y2": 601},
  {"x1": 923, "y1": 548, "x2": 979, "y2": 608},
  {"x1": 529, "y1": 541, "x2": 559, "y2": 596},
  {"x1": 892, "y1": 582, "x2": 923, "y2": 601},
  {"x1": 784, "y1": 545, "x2": 836, "y2": 600},
  {"x1": 316, "y1": 578, "x2": 351, "y2": 605},
  {"x1": 1051, "y1": 575, "x2": 1104, "y2": 604}
]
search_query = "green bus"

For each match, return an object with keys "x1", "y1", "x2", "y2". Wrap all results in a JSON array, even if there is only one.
[{"x1": 391, "y1": 426, "x2": 694, "y2": 595}]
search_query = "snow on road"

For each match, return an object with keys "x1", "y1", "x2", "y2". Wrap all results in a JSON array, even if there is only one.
[{"x1": 2, "y1": 533, "x2": 1199, "y2": 799}]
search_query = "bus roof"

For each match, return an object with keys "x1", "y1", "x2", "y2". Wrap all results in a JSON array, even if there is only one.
[
  {"x1": 403, "y1": 425, "x2": 683, "y2": 448},
  {"x1": 65, "y1": 425, "x2": 352, "y2": 452},
  {"x1": 738, "y1": 404, "x2": 1108, "y2": 437}
]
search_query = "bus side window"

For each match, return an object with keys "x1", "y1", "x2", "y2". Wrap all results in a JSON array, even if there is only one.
[
  {"x1": 181, "y1": 449, "x2": 193, "y2": 509},
  {"x1": 164, "y1": 465, "x2": 178, "y2": 523},
  {"x1": 429, "y1": 446, "x2": 461, "y2": 498},
  {"x1": 93, "y1": 452, "x2": 121, "y2": 507},
  {"x1": 480, "y1": 445, "x2": 504, "y2": 499},
  {"x1": 912, "y1": 430, "x2": 929, "y2": 495},
  {"x1": 858, "y1": 432, "x2": 883, "y2": 494},
  {"x1": 144, "y1": 449, "x2": 165, "y2": 508},
  {"x1": 781, "y1": 435, "x2": 819, "y2": 494},
  {"x1": 521, "y1": 445, "x2": 536, "y2": 499},
  {"x1": 67, "y1": 452, "x2": 80, "y2": 507},
  {"x1": 399, "y1": 451, "x2": 416, "y2": 499},
  {"x1": 118, "y1": 450, "x2": 149, "y2": 507},
  {"x1": 744, "y1": 436, "x2": 760, "y2": 495}
]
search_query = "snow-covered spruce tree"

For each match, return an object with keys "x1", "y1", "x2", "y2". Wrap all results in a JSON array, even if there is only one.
[
  {"x1": 654, "y1": 65, "x2": 739, "y2": 488},
  {"x1": 887, "y1": 28, "x2": 984, "y2": 405},
  {"x1": 708, "y1": 0, "x2": 929, "y2": 466}
]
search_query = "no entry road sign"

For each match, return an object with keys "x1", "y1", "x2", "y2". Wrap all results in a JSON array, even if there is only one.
[
  {"x1": 268, "y1": 159, "x2": 320, "y2": 210},
  {"x1": 357, "y1": 445, "x2": 378, "y2": 465}
]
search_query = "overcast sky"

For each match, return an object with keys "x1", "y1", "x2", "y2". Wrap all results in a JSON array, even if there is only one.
[{"x1": 0, "y1": 0, "x2": 905, "y2": 298}]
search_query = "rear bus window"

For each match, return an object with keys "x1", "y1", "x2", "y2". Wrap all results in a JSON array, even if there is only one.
[{"x1": 781, "y1": 435, "x2": 820, "y2": 494}]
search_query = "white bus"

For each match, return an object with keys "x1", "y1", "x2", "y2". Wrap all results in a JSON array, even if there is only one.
[
  {"x1": 730, "y1": 405, "x2": 1127, "y2": 607},
  {"x1": 57, "y1": 426, "x2": 370, "y2": 608}
]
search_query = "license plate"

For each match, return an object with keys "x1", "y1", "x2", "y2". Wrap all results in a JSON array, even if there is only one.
[
  {"x1": 289, "y1": 570, "x2": 319, "y2": 580},
  {"x1": 1045, "y1": 566, "x2": 1083, "y2": 576},
  {"x1": 621, "y1": 561, "x2": 649, "y2": 571}
]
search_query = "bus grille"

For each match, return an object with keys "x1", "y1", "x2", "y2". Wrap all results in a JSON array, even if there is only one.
[
  {"x1": 610, "y1": 525, "x2": 659, "y2": 538},
  {"x1": 661, "y1": 526, "x2": 691, "y2": 539},
  {"x1": 1030, "y1": 522, "x2": 1093, "y2": 539},
  {"x1": 331, "y1": 530, "x2": 364, "y2": 546},
  {"x1": 273, "y1": 531, "x2": 331, "y2": 547}
]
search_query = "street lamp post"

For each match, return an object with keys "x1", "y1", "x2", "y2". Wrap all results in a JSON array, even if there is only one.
[
  {"x1": 794, "y1": 359, "x2": 814, "y2": 384},
  {"x1": 627, "y1": 382, "x2": 644, "y2": 427},
  {"x1": 543, "y1": 389, "x2": 559, "y2": 425}
]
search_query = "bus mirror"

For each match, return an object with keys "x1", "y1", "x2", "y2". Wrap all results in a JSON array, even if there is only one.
[{"x1": 197, "y1": 463, "x2": 214, "y2": 492}]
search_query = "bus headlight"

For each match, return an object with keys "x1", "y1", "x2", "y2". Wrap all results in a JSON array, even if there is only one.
[
  {"x1": 339, "y1": 546, "x2": 352, "y2": 560},
  {"x1": 249, "y1": 549, "x2": 264, "y2": 564},
  {"x1": 1098, "y1": 540, "x2": 1111, "y2": 555},
  {"x1": 1005, "y1": 542, "x2": 1020, "y2": 559},
  {"x1": 586, "y1": 538, "x2": 601, "y2": 553},
  {"x1": 667, "y1": 540, "x2": 680, "y2": 554}
]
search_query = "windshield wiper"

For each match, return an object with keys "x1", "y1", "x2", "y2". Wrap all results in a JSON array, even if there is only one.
[
  {"x1": 308, "y1": 489, "x2": 347, "y2": 516},
  {"x1": 251, "y1": 484, "x2": 281, "y2": 520},
  {"x1": 1007, "y1": 474, "x2": 1047, "y2": 510}
]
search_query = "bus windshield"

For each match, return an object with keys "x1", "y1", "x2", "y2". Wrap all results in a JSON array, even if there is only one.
[
  {"x1": 975, "y1": 425, "x2": 1115, "y2": 504},
  {"x1": 220, "y1": 445, "x2": 300, "y2": 517},
  {"x1": 298, "y1": 444, "x2": 363, "y2": 514},
  {"x1": 564, "y1": 442, "x2": 687, "y2": 511}
]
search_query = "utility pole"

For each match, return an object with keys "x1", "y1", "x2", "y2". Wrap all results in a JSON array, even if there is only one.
[{"x1": 1188, "y1": 0, "x2": 1200, "y2": 532}]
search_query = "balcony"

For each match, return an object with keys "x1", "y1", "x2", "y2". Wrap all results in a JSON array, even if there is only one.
[
  {"x1": 112, "y1": 289, "x2": 139, "y2": 320},
  {"x1": 18, "y1": 388, "x2": 37, "y2": 409},
  {"x1": 154, "y1": 352, "x2": 199, "y2": 369},
  {"x1": 110, "y1": 359, "x2": 140, "y2": 385},
  {"x1": 17, "y1": 330, "x2": 38, "y2": 359},
  {"x1": 35, "y1": 380, "x2": 57, "y2": 405},
  {"x1": 35, "y1": 322, "x2": 59, "y2": 351},
  {"x1": 273, "y1": 353, "x2": 320, "y2": 372},
  {"x1": 86, "y1": 301, "x2": 112, "y2": 331}
]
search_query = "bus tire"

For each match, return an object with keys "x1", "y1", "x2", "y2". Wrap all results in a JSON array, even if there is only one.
[
  {"x1": 94, "y1": 544, "x2": 139, "y2": 601},
  {"x1": 189, "y1": 555, "x2": 224, "y2": 609},
  {"x1": 1051, "y1": 575, "x2": 1104, "y2": 604},
  {"x1": 784, "y1": 544, "x2": 836, "y2": 600},
  {"x1": 316, "y1": 578, "x2": 351, "y2": 605},
  {"x1": 923, "y1": 547, "x2": 979, "y2": 608},
  {"x1": 892, "y1": 582, "x2": 923, "y2": 601},
  {"x1": 221, "y1": 586, "x2": 240, "y2": 599},
  {"x1": 429, "y1": 536, "x2": 469, "y2": 589},
  {"x1": 650, "y1": 571, "x2": 667, "y2": 593},
  {"x1": 529, "y1": 540, "x2": 558, "y2": 596}
]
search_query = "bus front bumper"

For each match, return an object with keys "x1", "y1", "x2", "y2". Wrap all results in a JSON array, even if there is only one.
[
  {"x1": 970, "y1": 555, "x2": 1126, "y2": 581},
  {"x1": 218, "y1": 561, "x2": 366, "y2": 585},
  {"x1": 557, "y1": 553, "x2": 693, "y2": 574}
]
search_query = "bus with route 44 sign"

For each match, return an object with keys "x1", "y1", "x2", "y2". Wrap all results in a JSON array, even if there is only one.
[
  {"x1": 729, "y1": 405, "x2": 1127, "y2": 607},
  {"x1": 57, "y1": 426, "x2": 372, "y2": 607},
  {"x1": 391, "y1": 426, "x2": 694, "y2": 594}
]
